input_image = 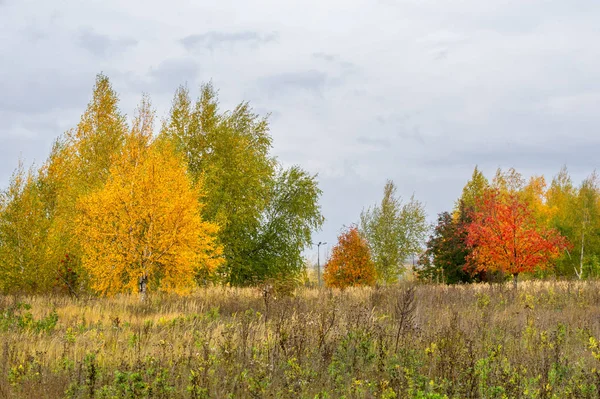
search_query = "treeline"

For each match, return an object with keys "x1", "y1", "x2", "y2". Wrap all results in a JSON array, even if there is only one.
[
  {"x1": 2, "y1": 74, "x2": 594, "y2": 295},
  {"x1": 322, "y1": 166, "x2": 597, "y2": 289},
  {"x1": 0, "y1": 74, "x2": 324, "y2": 295},
  {"x1": 419, "y1": 166, "x2": 597, "y2": 285}
]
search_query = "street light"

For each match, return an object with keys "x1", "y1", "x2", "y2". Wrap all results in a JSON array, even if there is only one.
[{"x1": 317, "y1": 241, "x2": 327, "y2": 287}]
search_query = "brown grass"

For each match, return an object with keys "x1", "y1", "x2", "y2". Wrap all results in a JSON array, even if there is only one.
[{"x1": 2, "y1": 281, "x2": 600, "y2": 398}]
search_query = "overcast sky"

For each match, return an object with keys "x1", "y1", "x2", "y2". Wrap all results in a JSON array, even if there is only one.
[{"x1": 2, "y1": 0, "x2": 600, "y2": 259}]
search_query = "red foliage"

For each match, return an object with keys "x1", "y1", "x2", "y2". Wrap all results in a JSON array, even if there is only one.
[
  {"x1": 465, "y1": 190, "x2": 570, "y2": 278},
  {"x1": 323, "y1": 226, "x2": 376, "y2": 289}
]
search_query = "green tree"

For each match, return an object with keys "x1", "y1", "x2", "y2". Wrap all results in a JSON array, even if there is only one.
[
  {"x1": 360, "y1": 180, "x2": 428, "y2": 284},
  {"x1": 573, "y1": 173, "x2": 600, "y2": 279},
  {"x1": 0, "y1": 163, "x2": 52, "y2": 293},
  {"x1": 454, "y1": 166, "x2": 489, "y2": 216},
  {"x1": 161, "y1": 84, "x2": 323, "y2": 286},
  {"x1": 546, "y1": 167, "x2": 600, "y2": 278},
  {"x1": 233, "y1": 166, "x2": 324, "y2": 285}
]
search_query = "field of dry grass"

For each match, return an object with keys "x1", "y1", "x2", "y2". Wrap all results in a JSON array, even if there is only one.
[{"x1": 2, "y1": 281, "x2": 600, "y2": 398}]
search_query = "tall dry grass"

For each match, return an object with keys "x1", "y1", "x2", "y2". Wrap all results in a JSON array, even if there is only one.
[{"x1": 2, "y1": 280, "x2": 600, "y2": 398}]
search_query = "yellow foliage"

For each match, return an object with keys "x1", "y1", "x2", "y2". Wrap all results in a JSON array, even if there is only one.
[
  {"x1": 521, "y1": 175, "x2": 551, "y2": 224},
  {"x1": 37, "y1": 74, "x2": 129, "y2": 283},
  {"x1": 0, "y1": 162, "x2": 52, "y2": 292},
  {"x1": 76, "y1": 130, "x2": 222, "y2": 296}
]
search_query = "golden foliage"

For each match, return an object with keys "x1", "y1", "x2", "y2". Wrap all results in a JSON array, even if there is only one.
[{"x1": 77, "y1": 121, "x2": 222, "y2": 296}]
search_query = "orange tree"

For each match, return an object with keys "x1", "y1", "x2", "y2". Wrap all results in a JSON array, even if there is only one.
[
  {"x1": 323, "y1": 226, "x2": 376, "y2": 289},
  {"x1": 466, "y1": 189, "x2": 569, "y2": 288}
]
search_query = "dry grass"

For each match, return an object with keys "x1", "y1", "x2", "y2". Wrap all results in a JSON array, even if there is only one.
[{"x1": 2, "y1": 281, "x2": 600, "y2": 398}]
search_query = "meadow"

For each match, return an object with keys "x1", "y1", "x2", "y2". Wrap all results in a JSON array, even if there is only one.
[{"x1": 2, "y1": 281, "x2": 600, "y2": 398}]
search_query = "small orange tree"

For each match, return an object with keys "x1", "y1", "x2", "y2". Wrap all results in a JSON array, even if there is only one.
[
  {"x1": 466, "y1": 189, "x2": 569, "y2": 288},
  {"x1": 323, "y1": 225, "x2": 376, "y2": 289}
]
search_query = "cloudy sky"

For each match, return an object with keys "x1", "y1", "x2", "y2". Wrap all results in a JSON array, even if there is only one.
[{"x1": 1, "y1": 0, "x2": 600, "y2": 258}]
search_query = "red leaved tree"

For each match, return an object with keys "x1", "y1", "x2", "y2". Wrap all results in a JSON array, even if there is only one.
[
  {"x1": 466, "y1": 189, "x2": 570, "y2": 288},
  {"x1": 323, "y1": 226, "x2": 376, "y2": 289}
]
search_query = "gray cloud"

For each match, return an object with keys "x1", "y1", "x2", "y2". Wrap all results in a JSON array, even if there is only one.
[
  {"x1": 434, "y1": 50, "x2": 448, "y2": 61},
  {"x1": 116, "y1": 58, "x2": 201, "y2": 96},
  {"x1": 0, "y1": 111, "x2": 61, "y2": 137},
  {"x1": 423, "y1": 139, "x2": 600, "y2": 172},
  {"x1": 148, "y1": 58, "x2": 199, "y2": 85},
  {"x1": 312, "y1": 52, "x2": 357, "y2": 73},
  {"x1": 397, "y1": 126, "x2": 426, "y2": 145},
  {"x1": 258, "y1": 70, "x2": 328, "y2": 96},
  {"x1": 0, "y1": 124, "x2": 59, "y2": 188},
  {"x1": 78, "y1": 30, "x2": 137, "y2": 57},
  {"x1": 0, "y1": 71, "x2": 92, "y2": 113},
  {"x1": 181, "y1": 31, "x2": 278, "y2": 52}
]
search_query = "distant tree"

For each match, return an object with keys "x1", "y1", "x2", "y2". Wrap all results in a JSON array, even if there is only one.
[
  {"x1": 572, "y1": 173, "x2": 600, "y2": 279},
  {"x1": 519, "y1": 175, "x2": 550, "y2": 225},
  {"x1": 466, "y1": 189, "x2": 569, "y2": 289},
  {"x1": 492, "y1": 167, "x2": 525, "y2": 194},
  {"x1": 324, "y1": 226, "x2": 376, "y2": 289},
  {"x1": 545, "y1": 167, "x2": 600, "y2": 278},
  {"x1": 454, "y1": 166, "x2": 489, "y2": 217},
  {"x1": 418, "y1": 209, "x2": 472, "y2": 284},
  {"x1": 77, "y1": 97, "x2": 222, "y2": 297},
  {"x1": 360, "y1": 180, "x2": 427, "y2": 284},
  {"x1": 546, "y1": 166, "x2": 577, "y2": 277}
]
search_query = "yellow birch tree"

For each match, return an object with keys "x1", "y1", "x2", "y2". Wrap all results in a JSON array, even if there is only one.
[{"x1": 77, "y1": 96, "x2": 222, "y2": 296}]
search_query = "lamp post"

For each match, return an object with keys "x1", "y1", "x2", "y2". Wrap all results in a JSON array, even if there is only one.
[{"x1": 317, "y1": 241, "x2": 327, "y2": 287}]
